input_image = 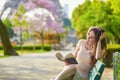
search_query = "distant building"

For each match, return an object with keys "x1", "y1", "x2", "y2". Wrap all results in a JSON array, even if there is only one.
[{"x1": 63, "y1": 4, "x2": 69, "y2": 18}]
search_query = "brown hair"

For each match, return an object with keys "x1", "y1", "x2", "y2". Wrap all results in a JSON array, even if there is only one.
[{"x1": 88, "y1": 27, "x2": 106, "y2": 67}]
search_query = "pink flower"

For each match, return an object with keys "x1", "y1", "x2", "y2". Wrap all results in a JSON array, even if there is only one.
[{"x1": 24, "y1": 1, "x2": 37, "y2": 11}]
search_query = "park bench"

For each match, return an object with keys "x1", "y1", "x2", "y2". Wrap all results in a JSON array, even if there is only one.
[{"x1": 88, "y1": 60, "x2": 105, "y2": 80}]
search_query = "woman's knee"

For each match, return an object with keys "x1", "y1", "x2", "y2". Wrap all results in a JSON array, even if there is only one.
[{"x1": 55, "y1": 66, "x2": 76, "y2": 80}]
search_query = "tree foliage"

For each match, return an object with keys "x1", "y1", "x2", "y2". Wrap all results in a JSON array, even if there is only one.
[
  {"x1": 71, "y1": 0, "x2": 120, "y2": 43},
  {"x1": 10, "y1": 0, "x2": 64, "y2": 48},
  {"x1": 11, "y1": 4, "x2": 27, "y2": 27},
  {"x1": 2, "y1": 18, "x2": 14, "y2": 38},
  {"x1": 108, "y1": 0, "x2": 120, "y2": 43}
]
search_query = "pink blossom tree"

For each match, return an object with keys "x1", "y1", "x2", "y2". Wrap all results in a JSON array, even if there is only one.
[
  {"x1": 27, "y1": 12, "x2": 64, "y2": 48},
  {"x1": 11, "y1": 4, "x2": 28, "y2": 45},
  {"x1": 11, "y1": 0, "x2": 64, "y2": 48},
  {"x1": 24, "y1": 0, "x2": 59, "y2": 19},
  {"x1": 23, "y1": 0, "x2": 64, "y2": 48}
]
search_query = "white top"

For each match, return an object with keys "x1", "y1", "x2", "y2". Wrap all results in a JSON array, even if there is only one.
[{"x1": 76, "y1": 39, "x2": 93, "y2": 78}]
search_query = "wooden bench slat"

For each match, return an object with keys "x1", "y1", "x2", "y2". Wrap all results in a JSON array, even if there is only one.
[{"x1": 89, "y1": 60, "x2": 105, "y2": 80}]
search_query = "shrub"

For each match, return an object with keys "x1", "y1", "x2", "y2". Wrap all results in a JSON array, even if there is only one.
[
  {"x1": 0, "y1": 44, "x2": 51, "y2": 51},
  {"x1": 13, "y1": 45, "x2": 41, "y2": 50},
  {"x1": 43, "y1": 44, "x2": 52, "y2": 51},
  {"x1": 103, "y1": 44, "x2": 120, "y2": 67}
]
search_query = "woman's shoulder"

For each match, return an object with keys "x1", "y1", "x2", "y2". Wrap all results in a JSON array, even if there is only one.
[
  {"x1": 77, "y1": 39, "x2": 85, "y2": 46},
  {"x1": 78, "y1": 39, "x2": 85, "y2": 43}
]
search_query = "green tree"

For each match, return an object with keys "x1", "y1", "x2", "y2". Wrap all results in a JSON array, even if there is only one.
[
  {"x1": 71, "y1": 0, "x2": 120, "y2": 43},
  {"x1": 107, "y1": 0, "x2": 120, "y2": 43},
  {"x1": 71, "y1": 0, "x2": 92, "y2": 38},
  {"x1": 11, "y1": 4, "x2": 28, "y2": 44},
  {"x1": 3, "y1": 18, "x2": 14, "y2": 38}
]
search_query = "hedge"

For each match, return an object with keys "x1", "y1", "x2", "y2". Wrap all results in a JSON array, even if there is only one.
[
  {"x1": 104, "y1": 44, "x2": 120, "y2": 67},
  {"x1": 0, "y1": 44, "x2": 52, "y2": 51}
]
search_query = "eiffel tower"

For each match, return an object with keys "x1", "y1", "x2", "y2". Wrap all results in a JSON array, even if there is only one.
[
  {"x1": 0, "y1": 0, "x2": 28, "y2": 18},
  {"x1": 51, "y1": 0, "x2": 64, "y2": 19},
  {"x1": 0, "y1": 0, "x2": 64, "y2": 19}
]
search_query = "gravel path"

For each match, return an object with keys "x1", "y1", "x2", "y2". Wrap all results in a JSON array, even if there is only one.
[{"x1": 0, "y1": 50, "x2": 113, "y2": 80}]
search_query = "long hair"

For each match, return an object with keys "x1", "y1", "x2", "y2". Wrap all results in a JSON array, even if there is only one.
[{"x1": 87, "y1": 27, "x2": 106, "y2": 67}]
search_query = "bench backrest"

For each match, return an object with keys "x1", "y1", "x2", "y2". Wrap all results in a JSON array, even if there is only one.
[{"x1": 89, "y1": 60, "x2": 105, "y2": 80}]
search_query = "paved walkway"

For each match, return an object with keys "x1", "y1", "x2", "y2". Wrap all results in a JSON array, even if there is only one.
[{"x1": 0, "y1": 50, "x2": 113, "y2": 80}]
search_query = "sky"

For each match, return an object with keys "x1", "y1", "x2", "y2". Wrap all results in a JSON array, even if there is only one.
[
  {"x1": 0, "y1": 0, "x2": 8, "y2": 19},
  {"x1": 0, "y1": 0, "x2": 85, "y2": 19},
  {"x1": 0, "y1": 0, "x2": 7, "y2": 10},
  {"x1": 60, "y1": 0, "x2": 85, "y2": 18}
]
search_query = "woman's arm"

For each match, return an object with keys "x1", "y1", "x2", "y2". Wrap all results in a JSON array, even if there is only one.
[
  {"x1": 73, "y1": 40, "x2": 82, "y2": 58},
  {"x1": 95, "y1": 33, "x2": 106, "y2": 60},
  {"x1": 95, "y1": 40, "x2": 102, "y2": 59},
  {"x1": 73, "y1": 46, "x2": 80, "y2": 58}
]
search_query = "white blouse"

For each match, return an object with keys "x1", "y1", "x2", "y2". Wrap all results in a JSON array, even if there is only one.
[{"x1": 76, "y1": 39, "x2": 93, "y2": 78}]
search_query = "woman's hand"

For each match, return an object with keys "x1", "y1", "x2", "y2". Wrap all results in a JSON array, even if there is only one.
[{"x1": 99, "y1": 32, "x2": 106, "y2": 41}]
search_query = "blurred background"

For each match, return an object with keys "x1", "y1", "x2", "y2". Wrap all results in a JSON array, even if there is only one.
[{"x1": 0, "y1": 0, "x2": 120, "y2": 79}]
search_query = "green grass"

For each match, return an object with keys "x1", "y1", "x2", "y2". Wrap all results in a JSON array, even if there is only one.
[
  {"x1": 16, "y1": 49, "x2": 49, "y2": 54},
  {"x1": 0, "y1": 49, "x2": 50, "y2": 58},
  {"x1": 0, "y1": 55, "x2": 10, "y2": 58},
  {"x1": 0, "y1": 52, "x2": 10, "y2": 58},
  {"x1": 0, "y1": 50, "x2": 3, "y2": 54}
]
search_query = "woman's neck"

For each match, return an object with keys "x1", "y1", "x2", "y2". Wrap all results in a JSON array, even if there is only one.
[{"x1": 85, "y1": 40, "x2": 94, "y2": 50}]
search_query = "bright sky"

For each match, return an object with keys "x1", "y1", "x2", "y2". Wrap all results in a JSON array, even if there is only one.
[
  {"x1": 0, "y1": 0, "x2": 7, "y2": 10},
  {"x1": 60, "y1": 0, "x2": 85, "y2": 18},
  {"x1": 0, "y1": 0, "x2": 8, "y2": 19}
]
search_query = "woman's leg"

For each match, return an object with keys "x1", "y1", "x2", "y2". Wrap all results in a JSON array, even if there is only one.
[
  {"x1": 72, "y1": 72, "x2": 87, "y2": 80},
  {"x1": 55, "y1": 66, "x2": 76, "y2": 80}
]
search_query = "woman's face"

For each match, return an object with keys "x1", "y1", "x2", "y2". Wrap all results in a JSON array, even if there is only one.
[{"x1": 86, "y1": 30, "x2": 95, "y2": 44}]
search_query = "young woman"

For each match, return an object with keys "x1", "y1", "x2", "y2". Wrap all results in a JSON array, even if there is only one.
[{"x1": 54, "y1": 27, "x2": 106, "y2": 80}]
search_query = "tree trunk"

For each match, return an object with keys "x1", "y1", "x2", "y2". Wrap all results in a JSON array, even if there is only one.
[
  {"x1": 0, "y1": 20, "x2": 18, "y2": 56},
  {"x1": 40, "y1": 32, "x2": 44, "y2": 49}
]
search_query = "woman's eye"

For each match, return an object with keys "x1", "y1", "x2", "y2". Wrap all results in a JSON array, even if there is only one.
[{"x1": 90, "y1": 36, "x2": 94, "y2": 39}]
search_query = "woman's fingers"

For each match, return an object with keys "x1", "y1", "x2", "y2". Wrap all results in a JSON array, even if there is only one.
[{"x1": 99, "y1": 32, "x2": 106, "y2": 40}]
